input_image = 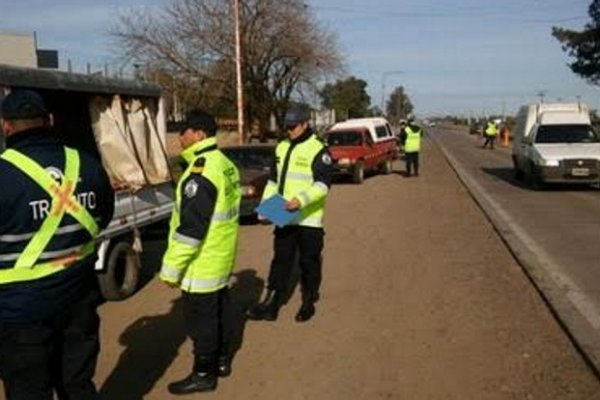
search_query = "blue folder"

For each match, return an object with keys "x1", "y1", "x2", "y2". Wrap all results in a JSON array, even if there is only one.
[{"x1": 255, "y1": 194, "x2": 300, "y2": 227}]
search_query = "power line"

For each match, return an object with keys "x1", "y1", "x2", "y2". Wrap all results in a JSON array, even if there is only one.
[{"x1": 312, "y1": 5, "x2": 586, "y2": 24}]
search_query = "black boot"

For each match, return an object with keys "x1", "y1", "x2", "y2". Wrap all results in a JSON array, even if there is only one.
[
  {"x1": 295, "y1": 292, "x2": 317, "y2": 322},
  {"x1": 246, "y1": 290, "x2": 281, "y2": 321},
  {"x1": 168, "y1": 356, "x2": 217, "y2": 395},
  {"x1": 217, "y1": 355, "x2": 232, "y2": 378}
]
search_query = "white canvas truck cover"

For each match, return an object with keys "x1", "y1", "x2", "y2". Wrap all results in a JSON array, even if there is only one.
[{"x1": 90, "y1": 95, "x2": 171, "y2": 190}]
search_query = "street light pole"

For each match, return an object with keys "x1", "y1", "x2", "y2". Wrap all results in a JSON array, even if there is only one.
[
  {"x1": 234, "y1": 0, "x2": 245, "y2": 143},
  {"x1": 381, "y1": 70, "x2": 404, "y2": 116}
]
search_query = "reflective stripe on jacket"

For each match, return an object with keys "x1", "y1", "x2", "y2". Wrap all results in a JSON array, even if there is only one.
[
  {"x1": 161, "y1": 137, "x2": 242, "y2": 293},
  {"x1": 262, "y1": 133, "x2": 329, "y2": 228},
  {"x1": 0, "y1": 147, "x2": 99, "y2": 284},
  {"x1": 404, "y1": 126, "x2": 422, "y2": 153}
]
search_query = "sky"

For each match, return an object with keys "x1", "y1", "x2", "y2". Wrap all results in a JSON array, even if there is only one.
[{"x1": 1, "y1": 0, "x2": 598, "y2": 117}]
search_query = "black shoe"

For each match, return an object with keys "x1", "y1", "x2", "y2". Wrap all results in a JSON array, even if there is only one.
[
  {"x1": 295, "y1": 302, "x2": 316, "y2": 322},
  {"x1": 168, "y1": 371, "x2": 217, "y2": 395},
  {"x1": 246, "y1": 290, "x2": 280, "y2": 321},
  {"x1": 217, "y1": 356, "x2": 231, "y2": 378}
]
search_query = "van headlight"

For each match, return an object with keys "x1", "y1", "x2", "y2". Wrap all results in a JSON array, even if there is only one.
[{"x1": 538, "y1": 158, "x2": 559, "y2": 167}]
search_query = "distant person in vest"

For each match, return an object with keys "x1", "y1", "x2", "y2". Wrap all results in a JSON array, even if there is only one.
[
  {"x1": 246, "y1": 106, "x2": 333, "y2": 323},
  {"x1": 160, "y1": 110, "x2": 241, "y2": 395},
  {"x1": 482, "y1": 119, "x2": 499, "y2": 149},
  {"x1": 400, "y1": 113, "x2": 423, "y2": 177},
  {"x1": 0, "y1": 89, "x2": 114, "y2": 400}
]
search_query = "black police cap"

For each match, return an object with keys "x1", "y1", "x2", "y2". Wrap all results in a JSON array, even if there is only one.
[
  {"x1": 182, "y1": 110, "x2": 218, "y2": 137},
  {"x1": 284, "y1": 106, "x2": 309, "y2": 128},
  {"x1": 1, "y1": 90, "x2": 48, "y2": 120}
]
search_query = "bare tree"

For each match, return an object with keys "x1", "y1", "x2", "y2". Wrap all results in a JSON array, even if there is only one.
[{"x1": 111, "y1": 0, "x2": 343, "y2": 139}]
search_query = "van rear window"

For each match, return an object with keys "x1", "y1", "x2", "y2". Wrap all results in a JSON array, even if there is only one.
[
  {"x1": 375, "y1": 126, "x2": 389, "y2": 138},
  {"x1": 534, "y1": 125, "x2": 599, "y2": 143},
  {"x1": 326, "y1": 131, "x2": 363, "y2": 146}
]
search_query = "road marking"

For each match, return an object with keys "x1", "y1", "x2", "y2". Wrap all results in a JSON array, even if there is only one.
[{"x1": 439, "y1": 142, "x2": 600, "y2": 331}]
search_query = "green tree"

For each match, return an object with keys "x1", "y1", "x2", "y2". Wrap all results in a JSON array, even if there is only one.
[
  {"x1": 386, "y1": 85, "x2": 414, "y2": 123},
  {"x1": 319, "y1": 76, "x2": 371, "y2": 121},
  {"x1": 552, "y1": 0, "x2": 600, "y2": 84}
]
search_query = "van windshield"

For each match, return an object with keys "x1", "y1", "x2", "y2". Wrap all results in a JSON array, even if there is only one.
[
  {"x1": 326, "y1": 131, "x2": 363, "y2": 146},
  {"x1": 534, "y1": 124, "x2": 599, "y2": 144}
]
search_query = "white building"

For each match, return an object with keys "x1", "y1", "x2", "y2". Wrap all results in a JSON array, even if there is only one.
[{"x1": 0, "y1": 32, "x2": 58, "y2": 69}]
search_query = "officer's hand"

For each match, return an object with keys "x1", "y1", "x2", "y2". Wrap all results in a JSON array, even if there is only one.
[
  {"x1": 257, "y1": 214, "x2": 270, "y2": 224},
  {"x1": 285, "y1": 198, "x2": 301, "y2": 211}
]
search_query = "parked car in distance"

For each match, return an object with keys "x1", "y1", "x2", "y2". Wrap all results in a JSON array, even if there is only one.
[
  {"x1": 221, "y1": 144, "x2": 275, "y2": 217},
  {"x1": 325, "y1": 117, "x2": 398, "y2": 184},
  {"x1": 469, "y1": 124, "x2": 482, "y2": 135}
]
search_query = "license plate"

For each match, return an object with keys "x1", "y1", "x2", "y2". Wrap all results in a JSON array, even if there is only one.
[{"x1": 571, "y1": 168, "x2": 590, "y2": 177}]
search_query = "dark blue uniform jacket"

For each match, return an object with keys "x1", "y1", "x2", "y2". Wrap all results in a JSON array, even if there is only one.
[{"x1": 0, "y1": 128, "x2": 114, "y2": 326}]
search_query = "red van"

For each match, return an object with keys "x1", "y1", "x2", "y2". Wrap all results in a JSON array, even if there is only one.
[{"x1": 325, "y1": 117, "x2": 398, "y2": 183}]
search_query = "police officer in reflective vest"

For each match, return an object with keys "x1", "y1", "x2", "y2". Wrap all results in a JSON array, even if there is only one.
[
  {"x1": 160, "y1": 111, "x2": 241, "y2": 395},
  {"x1": 247, "y1": 106, "x2": 333, "y2": 323},
  {"x1": 483, "y1": 120, "x2": 499, "y2": 149},
  {"x1": 400, "y1": 113, "x2": 423, "y2": 177},
  {"x1": 0, "y1": 90, "x2": 114, "y2": 400}
]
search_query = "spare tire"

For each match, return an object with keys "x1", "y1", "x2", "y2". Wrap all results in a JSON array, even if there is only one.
[{"x1": 97, "y1": 239, "x2": 141, "y2": 301}]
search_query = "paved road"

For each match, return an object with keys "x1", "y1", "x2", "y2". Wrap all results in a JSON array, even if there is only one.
[
  {"x1": 431, "y1": 125, "x2": 600, "y2": 372},
  {"x1": 81, "y1": 134, "x2": 600, "y2": 399}
]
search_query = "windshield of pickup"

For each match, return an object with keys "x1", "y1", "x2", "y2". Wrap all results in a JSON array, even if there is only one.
[
  {"x1": 326, "y1": 130, "x2": 363, "y2": 146},
  {"x1": 534, "y1": 124, "x2": 599, "y2": 144}
]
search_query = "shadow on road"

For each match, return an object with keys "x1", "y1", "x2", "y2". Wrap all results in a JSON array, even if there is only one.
[
  {"x1": 99, "y1": 297, "x2": 186, "y2": 400},
  {"x1": 99, "y1": 269, "x2": 263, "y2": 400},
  {"x1": 228, "y1": 269, "x2": 264, "y2": 357}
]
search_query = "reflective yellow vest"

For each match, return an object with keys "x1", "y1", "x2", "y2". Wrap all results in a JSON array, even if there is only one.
[
  {"x1": 485, "y1": 122, "x2": 499, "y2": 136},
  {"x1": 404, "y1": 126, "x2": 422, "y2": 153},
  {"x1": 161, "y1": 138, "x2": 241, "y2": 293},
  {"x1": 261, "y1": 133, "x2": 328, "y2": 228},
  {"x1": 0, "y1": 148, "x2": 99, "y2": 284}
]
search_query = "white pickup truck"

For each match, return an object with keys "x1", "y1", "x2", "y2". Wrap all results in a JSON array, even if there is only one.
[{"x1": 0, "y1": 64, "x2": 175, "y2": 300}]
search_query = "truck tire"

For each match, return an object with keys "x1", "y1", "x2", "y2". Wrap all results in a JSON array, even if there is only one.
[
  {"x1": 512, "y1": 156, "x2": 524, "y2": 181},
  {"x1": 353, "y1": 162, "x2": 365, "y2": 184},
  {"x1": 527, "y1": 163, "x2": 544, "y2": 190},
  {"x1": 97, "y1": 239, "x2": 141, "y2": 301},
  {"x1": 381, "y1": 159, "x2": 393, "y2": 175}
]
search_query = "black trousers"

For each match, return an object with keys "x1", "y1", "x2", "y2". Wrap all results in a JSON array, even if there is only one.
[
  {"x1": 405, "y1": 151, "x2": 420, "y2": 175},
  {"x1": 483, "y1": 135, "x2": 496, "y2": 149},
  {"x1": 267, "y1": 225, "x2": 324, "y2": 300},
  {"x1": 182, "y1": 288, "x2": 232, "y2": 371},
  {"x1": 0, "y1": 292, "x2": 100, "y2": 400}
]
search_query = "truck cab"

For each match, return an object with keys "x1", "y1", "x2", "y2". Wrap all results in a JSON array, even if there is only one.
[{"x1": 325, "y1": 117, "x2": 397, "y2": 183}]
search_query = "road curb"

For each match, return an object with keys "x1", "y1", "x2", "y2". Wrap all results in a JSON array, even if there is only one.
[{"x1": 431, "y1": 134, "x2": 600, "y2": 379}]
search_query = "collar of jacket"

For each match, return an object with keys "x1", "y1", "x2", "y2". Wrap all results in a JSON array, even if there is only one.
[
  {"x1": 5, "y1": 127, "x2": 61, "y2": 150},
  {"x1": 288, "y1": 127, "x2": 314, "y2": 145},
  {"x1": 180, "y1": 137, "x2": 218, "y2": 163}
]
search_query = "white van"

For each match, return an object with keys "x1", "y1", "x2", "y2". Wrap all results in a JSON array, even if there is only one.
[
  {"x1": 512, "y1": 102, "x2": 600, "y2": 188},
  {"x1": 0, "y1": 64, "x2": 174, "y2": 300}
]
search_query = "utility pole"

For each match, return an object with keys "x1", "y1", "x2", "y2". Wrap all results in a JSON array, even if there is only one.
[
  {"x1": 537, "y1": 90, "x2": 547, "y2": 104},
  {"x1": 234, "y1": 0, "x2": 245, "y2": 143},
  {"x1": 381, "y1": 70, "x2": 403, "y2": 116}
]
